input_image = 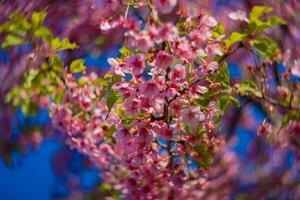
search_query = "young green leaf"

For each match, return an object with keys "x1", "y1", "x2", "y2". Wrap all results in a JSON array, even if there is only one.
[
  {"x1": 249, "y1": 6, "x2": 273, "y2": 22},
  {"x1": 237, "y1": 80, "x2": 262, "y2": 97},
  {"x1": 107, "y1": 90, "x2": 122, "y2": 112},
  {"x1": 253, "y1": 37, "x2": 279, "y2": 59},
  {"x1": 51, "y1": 37, "x2": 78, "y2": 51},
  {"x1": 212, "y1": 23, "x2": 225, "y2": 38},
  {"x1": 0, "y1": 12, "x2": 30, "y2": 35},
  {"x1": 1, "y1": 34, "x2": 24, "y2": 48},
  {"x1": 70, "y1": 59, "x2": 86, "y2": 73},
  {"x1": 33, "y1": 26, "x2": 53, "y2": 42},
  {"x1": 217, "y1": 96, "x2": 230, "y2": 112},
  {"x1": 223, "y1": 32, "x2": 247, "y2": 49},
  {"x1": 31, "y1": 10, "x2": 47, "y2": 30},
  {"x1": 119, "y1": 46, "x2": 133, "y2": 58}
]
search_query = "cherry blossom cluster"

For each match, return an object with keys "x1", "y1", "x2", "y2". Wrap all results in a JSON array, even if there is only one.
[
  {"x1": 1, "y1": 0, "x2": 300, "y2": 199},
  {"x1": 51, "y1": 9, "x2": 227, "y2": 198}
]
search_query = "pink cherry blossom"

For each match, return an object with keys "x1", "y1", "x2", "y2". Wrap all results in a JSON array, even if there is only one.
[
  {"x1": 277, "y1": 86, "x2": 289, "y2": 99},
  {"x1": 180, "y1": 106, "x2": 205, "y2": 132},
  {"x1": 154, "y1": 50, "x2": 173, "y2": 69},
  {"x1": 139, "y1": 80, "x2": 160, "y2": 97},
  {"x1": 153, "y1": 0, "x2": 177, "y2": 14},
  {"x1": 124, "y1": 97, "x2": 140, "y2": 115},
  {"x1": 257, "y1": 121, "x2": 272, "y2": 136},
  {"x1": 170, "y1": 64, "x2": 186, "y2": 81},
  {"x1": 228, "y1": 10, "x2": 249, "y2": 22},
  {"x1": 126, "y1": 54, "x2": 145, "y2": 76},
  {"x1": 291, "y1": 59, "x2": 300, "y2": 77}
]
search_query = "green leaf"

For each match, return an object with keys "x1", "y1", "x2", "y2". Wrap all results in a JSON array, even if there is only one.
[
  {"x1": 212, "y1": 23, "x2": 225, "y2": 38},
  {"x1": 70, "y1": 59, "x2": 86, "y2": 73},
  {"x1": 215, "y1": 95, "x2": 240, "y2": 127},
  {"x1": 92, "y1": 78, "x2": 107, "y2": 86},
  {"x1": 235, "y1": 193, "x2": 249, "y2": 200},
  {"x1": 31, "y1": 10, "x2": 47, "y2": 30},
  {"x1": 197, "y1": 90, "x2": 221, "y2": 107},
  {"x1": 50, "y1": 55, "x2": 64, "y2": 73},
  {"x1": 33, "y1": 26, "x2": 53, "y2": 42},
  {"x1": 267, "y1": 16, "x2": 286, "y2": 26},
  {"x1": 229, "y1": 96, "x2": 240, "y2": 107},
  {"x1": 54, "y1": 89, "x2": 65, "y2": 104},
  {"x1": 104, "y1": 72, "x2": 113, "y2": 79},
  {"x1": 249, "y1": 6, "x2": 273, "y2": 22},
  {"x1": 219, "y1": 62, "x2": 230, "y2": 86},
  {"x1": 217, "y1": 96, "x2": 230, "y2": 112},
  {"x1": 209, "y1": 62, "x2": 230, "y2": 87},
  {"x1": 249, "y1": 6, "x2": 286, "y2": 33},
  {"x1": 223, "y1": 32, "x2": 247, "y2": 48},
  {"x1": 21, "y1": 102, "x2": 39, "y2": 116},
  {"x1": 78, "y1": 77, "x2": 88, "y2": 86},
  {"x1": 237, "y1": 80, "x2": 262, "y2": 97},
  {"x1": 1, "y1": 34, "x2": 24, "y2": 48},
  {"x1": 281, "y1": 112, "x2": 300, "y2": 128},
  {"x1": 23, "y1": 69, "x2": 39, "y2": 88},
  {"x1": 5, "y1": 86, "x2": 19, "y2": 103},
  {"x1": 194, "y1": 144, "x2": 212, "y2": 168},
  {"x1": 101, "y1": 75, "x2": 122, "y2": 97},
  {"x1": 253, "y1": 37, "x2": 279, "y2": 59},
  {"x1": 0, "y1": 12, "x2": 30, "y2": 35},
  {"x1": 107, "y1": 90, "x2": 122, "y2": 112},
  {"x1": 119, "y1": 46, "x2": 133, "y2": 58},
  {"x1": 51, "y1": 37, "x2": 78, "y2": 51}
]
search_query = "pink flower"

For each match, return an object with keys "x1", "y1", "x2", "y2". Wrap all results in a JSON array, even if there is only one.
[
  {"x1": 195, "y1": 85, "x2": 208, "y2": 94},
  {"x1": 136, "y1": 122, "x2": 152, "y2": 147},
  {"x1": 99, "y1": 18, "x2": 120, "y2": 31},
  {"x1": 153, "y1": 0, "x2": 177, "y2": 14},
  {"x1": 165, "y1": 87, "x2": 179, "y2": 100},
  {"x1": 204, "y1": 61, "x2": 219, "y2": 72},
  {"x1": 189, "y1": 28, "x2": 211, "y2": 47},
  {"x1": 154, "y1": 51, "x2": 173, "y2": 69},
  {"x1": 51, "y1": 105, "x2": 72, "y2": 132},
  {"x1": 156, "y1": 23, "x2": 178, "y2": 42},
  {"x1": 228, "y1": 10, "x2": 249, "y2": 22},
  {"x1": 124, "y1": 97, "x2": 140, "y2": 115},
  {"x1": 108, "y1": 58, "x2": 125, "y2": 76},
  {"x1": 135, "y1": 32, "x2": 153, "y2": 52},
  {"x1": 207, "y1": 43, "x2": 223, "y2": 61},
  {"x1": 115, "y1": 126, "x2": 131, "y2": 142},
  {"x1": 99, "y1": 19, "x2": 112, "y2": 31},
  {"x1": 152, "y1": 121, "x2": 172, "y2": 140},
  {"x1": 170, "y1": 100, "x2": 184, "y2": 116},
  {"x1": 139, "y1": 81, "x2": 160, "y2": 97},
  {"x1": 173, "y1": 37, "x2": 193, "y2": 63},
  {"x1": 114, "y1": 82, "x2": 134, "y2": 99},
  {"x1": 126, "y1": 54, "x2": 145, "y2": 76},
  {"x1": 170, "y1": 64, "x2": 186, "y2": 81},
  {"x1": 138, "y1": 95, "x2": 153, "y2": 112},
  {"x1": 277, "y1": 86, "x2": 289, "y2": 99},
  {"x1": 189, "y1": 85, "x2": 208, "y2": 98},
  {"x1": 257, "y1": 121, "x2": 272, "y2": 136},
  {"x1": 180, "y1": 106, "x2": 205, "y2": 132},
  {"x1": 291, "y1": 59, "x2": 300, "y2": 77},
  {"x1": 202, "y1": 15, "x2": 217, "y2": 27},
  {"x1": 114, "y1": 126, "x2": 132, "y2": 147}
]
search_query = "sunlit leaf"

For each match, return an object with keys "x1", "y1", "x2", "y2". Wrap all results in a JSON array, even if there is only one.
[
  {"x1": 223, "y1": 32, "x2": 247, "y2": 48},
  {"x1": 31, "y1": 10, "x2": 47, "y2": 30},
  {"x1": 51, "y1": 37, "x2": 78, "y2": 51},
  {"x1": 107, "y1": 90, "x2": 122, "y2": 112},
  {"x1": 1, "y1": 34, "x2": 24, "y2": 48},
  {"x1": 70, "y1": 59, "x2": 86, "y2": 73}
]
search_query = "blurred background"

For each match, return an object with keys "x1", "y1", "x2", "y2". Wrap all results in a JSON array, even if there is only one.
[{"x1": 1, "y1": 0, "x2": 300, "y2": 199}]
